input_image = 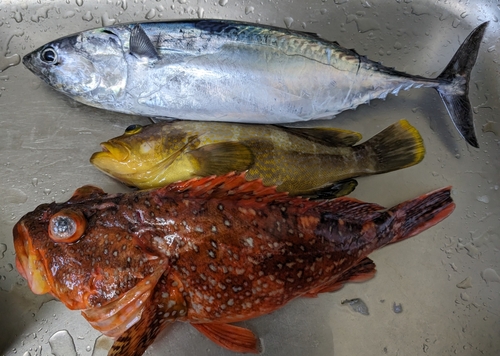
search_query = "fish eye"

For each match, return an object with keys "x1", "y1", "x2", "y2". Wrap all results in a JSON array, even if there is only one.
[
  {"x1": 41, "y1": 47, "x2": 58, "y2": 64},
  {"x1": 48, "y1": 209, "x2": 87, "y2": 243},
  {"x1": 124, "y1": 124, "x2": 143, "y2": 135}
]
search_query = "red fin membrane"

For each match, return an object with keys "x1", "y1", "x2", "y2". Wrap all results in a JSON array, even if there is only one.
[
  {"x1": 108, "y1": 273, "x2": 188, "y2": 356},
  {"x1": 192, "y1": 323, "x2": 260, "y2": 354},
  {"x1": 302, "y1": 258, "x2": 376, "y2": 298}
]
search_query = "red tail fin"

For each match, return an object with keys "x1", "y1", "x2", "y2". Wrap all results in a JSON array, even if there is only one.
[{"x1": 389, "y1": 186, "x2": 455, "y2": 244}]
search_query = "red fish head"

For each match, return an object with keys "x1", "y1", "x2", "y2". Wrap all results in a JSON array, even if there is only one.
[{"x1": 13, "y1": 185, "x2": 167, "y2": 336}]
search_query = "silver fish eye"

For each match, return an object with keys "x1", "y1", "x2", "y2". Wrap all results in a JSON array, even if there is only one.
[
  {"x1": 50, "y1": 215, "x2": 76, "y2": 239},
  {"x1": 41, "y1": 47, "x2": 58, "y2": 64}
]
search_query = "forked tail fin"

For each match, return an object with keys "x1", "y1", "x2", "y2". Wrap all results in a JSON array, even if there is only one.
[
  {"x1": 436, "y1": 22, "x2": 488, "y2": 148},
  {"x1": 389, "y1": 187, "x2": 455, "y2": 245}
]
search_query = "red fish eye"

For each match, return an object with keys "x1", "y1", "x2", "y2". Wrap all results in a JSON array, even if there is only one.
[{"x1": 48, "y1": 209, "x2": 87, "y2": 243}]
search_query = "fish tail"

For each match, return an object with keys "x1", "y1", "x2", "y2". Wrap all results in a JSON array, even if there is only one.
[
  {"x1": 358, "y1": 119, "x2": 425, "y2": 174},
  {"x1": 435, "y1": 22, "x2": 488, "y2": 148},
  {"x1": 388, "y1": 187, "x2": 455, "y2": 244}
]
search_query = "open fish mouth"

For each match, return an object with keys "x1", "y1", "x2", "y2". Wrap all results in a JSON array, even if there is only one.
[
  {"x1": 13, "y1": 222, "x2": 51, "y2": 295},
  {"x1": 92, "y1": 142, "x2": 130, "y2": 163}
]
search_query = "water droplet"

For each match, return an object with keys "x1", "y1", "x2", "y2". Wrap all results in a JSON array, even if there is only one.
[
  {"x1": 197, "y1": 7, "x2": 204, "y2": 18},
  {"x1": 5, "y1": 263, "x2": 13, "y2": 272},
  {"x1": 0, "y1": 31, "x2": 24, "y2": 72},
  {"x1": 101, "y1": 12, "x2": 116, "y2": 26},
  {"x1": 2, "y1": 187, "x2": 28, "y2": 204},
  {"x1": 32, "y1": 178, "x2": 39, "y2": 187},
  {"x1": 177, "y1": 0, "x2": 187, "y2": 4},
  {"x1": 121, "y1": 0, "x2": 128, "y2": 11},
  {"x1": 13, "y1": 11, "x2": 23, "y2": 23},
  {"x1": 392, "y1": 302, "x2": 403, "y2": 313},
  {"x1": 476, "y1": 195, "x2": 489, "y2": 204},
  {"x1": 219, "y1": 0, "x2": 228, "y2": 6},
  {"x1": 244, "y1": 6, "x2": 254, "y2": 15},
  {"x1": 481, "y1": 268, "x2": 500, "y2": 284},
  {"x1": 456, "y1": 277, "x2": 472, "y2": 289},
  {"x1": 145, "y1": 8, "x2": 156, "y2": 20},
  {"x1": 341, "y1": 298, "x2": 369, "y2": 315},
  {"x1": 63, "y1": 10, "x2": 75, "y2": 19},
  {"x1": 487, "y1": 45, "x2": 496, "y2": 53},
  {"x1": 460, "y1": 12, "x2": 468, "y2": 19},
  {"x1": 86, "y1": 345, "x2": 92, "y2": 352},
  {"x1": 23, "y1": 352, "x2": 32, "y2": 356},
  {"x1": 44, "y1": 188, "x2": 52, "y2": 196},
  {"x1": 82, "y1": 11, "x2": 93, "y2": 22},
  {"x1": 0, "y1": 243, "x2": 7, "y2": 259},
  {"x1": 283, "y1": 17, "x2": 294, "y2": 29},
  {"x1": 92, "y1": 335, "x2": 114, "y2": 356},
  {"x1": 49, "y1": 330, "x2": 77, "y2": 356},
  {"x1": 76, "y1": 0, "x2": 84, "y2": 6}
]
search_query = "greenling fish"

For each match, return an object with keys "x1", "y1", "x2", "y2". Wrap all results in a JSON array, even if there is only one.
[
  {"x1": 13, "y1": 172, "x2": 455, "y2": 355},
  {"x1": 90, "y1": 119, "x2": 425, "y2": 198},
  {"x1": 22, "y1": 20, "x2": 488, "y2": 147}
]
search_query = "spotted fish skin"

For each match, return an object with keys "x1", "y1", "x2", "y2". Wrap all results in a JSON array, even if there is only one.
[{"x1": 13, "y1": 173, "x2": 455, "y2": 355}]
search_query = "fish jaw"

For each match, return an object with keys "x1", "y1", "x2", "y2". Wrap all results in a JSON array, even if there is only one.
[{"x1": 13, "y1": 221, "x2": 51, "y2": 295}]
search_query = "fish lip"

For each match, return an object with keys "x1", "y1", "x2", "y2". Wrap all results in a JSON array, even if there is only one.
[
  {"x1": 13, "y1": 222, "x2": 51, "y2": 295},
  {"x1": 98, "y1": 142, "x2": 130, "y2": 161}
]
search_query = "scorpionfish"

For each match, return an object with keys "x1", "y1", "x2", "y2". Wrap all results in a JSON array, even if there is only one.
[{"x1": 13, "y1": 172, "x2": 455, "y2": 355}]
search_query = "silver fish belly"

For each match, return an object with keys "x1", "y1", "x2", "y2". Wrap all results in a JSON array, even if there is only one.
[{"x1": 23, "y1": 20, "x2": 488, "y2": 147}]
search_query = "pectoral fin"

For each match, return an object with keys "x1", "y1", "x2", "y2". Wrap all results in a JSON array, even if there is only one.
[
  {"x1": 189, "y1": 142, "x2": 254, "y2": 176},
  {"x1": 300, "y1": 179, "x2": 358, "y2": 199},
  {"x1": 192, "y1": 323, "x2": 260, "y2": 353},
  {"x1": 108, "y1": 274, "x2": 187, "y2": 356}
]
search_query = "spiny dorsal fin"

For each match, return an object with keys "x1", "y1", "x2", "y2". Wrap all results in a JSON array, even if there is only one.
[
  {"x1": 280, "y1": 125, "x2": 362, "y2": 147},
  {"x1": 189, "y1": 142, "x2": 255, "y2": 177},
  {"x1": 130, "y1": 24, "x2": 160, "y2": 60}
]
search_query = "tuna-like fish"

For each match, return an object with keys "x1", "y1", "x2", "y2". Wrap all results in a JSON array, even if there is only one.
[
  {"x1": 22, "y1": 20, "x2": 487, "y2": 147},
  {"x1": 14, "y1": 172, "x2": 455, "y2": 355},
  {"x1": 90, "y1": 119, "x2": 425, "y2": 197}
]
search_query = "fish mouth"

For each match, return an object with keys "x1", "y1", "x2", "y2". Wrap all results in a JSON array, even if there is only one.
[
  {"x1": 91, "y1": 142, "x2": 130, "y2": 165},
  {"x1": 13, "y1": 222, "x2": 51, "y2": 295}
]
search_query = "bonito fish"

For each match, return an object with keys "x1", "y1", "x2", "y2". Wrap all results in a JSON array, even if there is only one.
[
  {"x1": 14, "y1": 172, "x2": 455, "y2": 355},
  {"x1": 90, "y1": 119, "x2": 425, "y2": 197},
  {"x1": 22, "y1": 20, "x2": 487, "y2": 147}
]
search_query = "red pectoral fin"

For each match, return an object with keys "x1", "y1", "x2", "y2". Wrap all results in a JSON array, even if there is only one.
[
  {"x1": 108, "y1": 273, "x2": 188, "y2": 356},
  {"x1": 192, "y1": 323, "x2": 260, "y2": 354},
  {"x1": 303, "y1": 257, "x2": 376, "y2": 298}
]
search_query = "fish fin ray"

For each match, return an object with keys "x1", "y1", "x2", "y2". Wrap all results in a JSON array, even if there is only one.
[
  {"x1": 192, "y1": 323, "x2": 260, "y2": 353},
  {"x1": 108, "y1": 273, "x2": 187, "y2": 356},
  {"x1": 281, "y1": 125, "x2": 362, "y2": 147},
  {"x1": 301, "y1": 179, "x2": 358, "y2": 199},
  {"x1": 388, "y1": 186, "x2": 455, "y2": 244},
  {"x1": 189, "y1": 142, "x2": 254, "y2": 176},
  {"x1": 302, "y1": 258, "x2": 376, "y2": 297},
  {"x1": 357, "y1": 119, "x2": 425, "y2": 174},
  {"x1": 435, "y1": 22, "x2": 488, "y2": 148},
  {"x1": 130, "y1": 24, "x2": 160, "y2": 60}
]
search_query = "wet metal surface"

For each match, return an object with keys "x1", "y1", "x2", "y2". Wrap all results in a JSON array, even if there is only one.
[{"x1": 1, "y1": 1, "x2": 499, "y2": 355}]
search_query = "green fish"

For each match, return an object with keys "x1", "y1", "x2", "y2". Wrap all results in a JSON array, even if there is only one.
[{"x1": 91, "y1": 120, "x2": 425, "y2": 198}]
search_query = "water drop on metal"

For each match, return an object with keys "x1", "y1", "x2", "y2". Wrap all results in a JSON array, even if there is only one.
[
  {"x1": 245, "y1": 6, "x2": 254, "y2": 14},
  {"x1": 76, "y1": 0, "x2": 84, "y2": 6},
  {"x1": 283, "y1": 17, "x2": 294, "y2": 29},
  {"x1": 0, "y1": 243, "x2": 7, "y2": 259},
  {"x1": 145, "y1": 8, "x2": 156, "y2": 20},
  {"x1": 49, "y1": 330, "x2": 77, "y2": 356},
  {"x1": 219, "y1": 0, "x2": 228, "y2": 6},
  {"x1": 91, "y1": 335, "x2": 114, "y2": 356}
]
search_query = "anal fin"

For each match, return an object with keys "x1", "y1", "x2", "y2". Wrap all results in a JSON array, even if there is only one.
[
  {"x1": 192, "y1": 323, "x2": 260, "y2": 354},
  {"x1": 302, "y1": 258, "x2": 376, "y2": 298},
  {"x1": 300, "y1": 179, "x2": 358, "y2": 199}
]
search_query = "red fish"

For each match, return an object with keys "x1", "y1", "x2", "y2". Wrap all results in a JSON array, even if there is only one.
[{"x1": 13, "y1": 172, "x2": 454, "y2": 355}]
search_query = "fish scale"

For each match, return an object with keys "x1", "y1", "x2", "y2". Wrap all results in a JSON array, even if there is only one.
[
  {"x1": 23, "y1": 20, "x2": 488, "y2": 146},
  {"x1": 14, "y1": 172, "x2": 455, "y2": 355}
]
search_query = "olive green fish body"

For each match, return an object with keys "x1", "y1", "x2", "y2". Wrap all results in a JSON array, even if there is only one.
[{"x1": 91, "y1": 120, "x2": 424, "y2": 197}]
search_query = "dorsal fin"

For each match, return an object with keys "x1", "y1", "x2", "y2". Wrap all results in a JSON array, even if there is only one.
[
  {"x1": 130, "y1": 24, "x2": 160, "y2": 60},
  {"x1": 68, "y1": 185, "x2": 107, "y2": 203},
  {"x1": 280, "y1": 125, "x2": 362, "y2": 147}
]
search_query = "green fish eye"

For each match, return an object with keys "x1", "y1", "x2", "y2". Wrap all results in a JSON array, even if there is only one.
[{"x1": 124, "y1": 124, "x2": 143, "y2": 135}]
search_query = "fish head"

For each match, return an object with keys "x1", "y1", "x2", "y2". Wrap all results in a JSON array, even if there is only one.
[
  {"x1": 23, "y1": 27, "x2": 128, "y2": 107},
  {"x1": 13, "y1": 185, "x2": 166, "y2": 335},
  {"x1": 91, "y1": 122, "x2": 197, "y2": 188}
]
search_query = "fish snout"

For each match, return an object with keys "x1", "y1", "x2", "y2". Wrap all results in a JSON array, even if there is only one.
[{"x1": 13, "y1": 221, "x2": 51, "y2": 295}]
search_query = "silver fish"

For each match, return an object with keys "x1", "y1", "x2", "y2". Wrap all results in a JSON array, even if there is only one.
[{"x1": 23, "y1": 20, "x2": 488, "y2": 147}]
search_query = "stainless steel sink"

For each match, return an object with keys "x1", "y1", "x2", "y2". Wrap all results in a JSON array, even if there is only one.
[{"x1": 1, "y1": 1, "x2": 499, "y2": 355}]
